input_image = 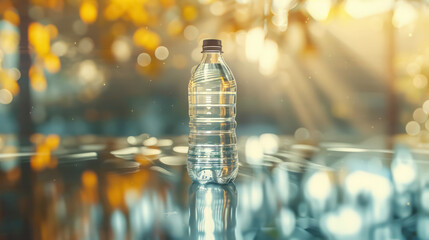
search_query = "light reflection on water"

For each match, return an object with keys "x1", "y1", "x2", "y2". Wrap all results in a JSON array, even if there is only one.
[{"x1": 0, "y1": 134, "x2": 428, "y2": 239}]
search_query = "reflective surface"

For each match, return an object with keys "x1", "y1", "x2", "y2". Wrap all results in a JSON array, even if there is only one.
[{"x1": 0, "y1": 134, "x2": 429, "y2": 239}]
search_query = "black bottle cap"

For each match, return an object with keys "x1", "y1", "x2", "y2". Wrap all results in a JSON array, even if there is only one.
[{"x1": 202, "y1": 39, "x2": 222, "y2": 52}]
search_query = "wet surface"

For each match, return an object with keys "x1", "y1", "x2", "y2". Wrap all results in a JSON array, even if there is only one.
[{"x1": 0, "y1": 134, "x2": 428, "y2": 239}]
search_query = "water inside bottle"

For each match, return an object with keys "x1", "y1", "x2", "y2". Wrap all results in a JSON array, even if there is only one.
[{"x1": 188, "y1": 62, "x2": 238, "y2": 184}]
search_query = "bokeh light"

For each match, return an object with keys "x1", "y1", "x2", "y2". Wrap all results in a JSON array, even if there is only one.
[
  {"x1": 184, "y1": 25, "x2": 199, "y2": 41},
  {"x1": 80, "y1": 1, "x2": 98, "y2": 24},
  {"x1": 306, "y1": 171, "x2": 331, "y2": 200},
  {"x1": 29, "y1": 22, "x2": 50, "y2": 56},
  {"x1": 183, "y1": 5, "x2": 198, "y2": 21},
  {"x1": 259, "y1": 39, "x2": 278, "y2": 76},
  {"x1": 305, "y1": 0, "x2": 331, "y2": 21},
  {"x1": 133, "y1": 28, "x2": 160, "y2": 50},
  {"x1": 345, "y1": 0, "x2": 394, "y2": 19},
  {"x1": 245, "y1": 27, "x2": 265, "y2": 62},
  {"x1": 406, "y1": 121, "x2": 420, "y2": 136},
  {"x1": 51, "y1": 41, "x2": 68, "y2": 56},
  {"x1": 78, "y1": 60, "x2": 98, "y2": 83},
  {"x1": 210, "y1": 2, "x2": 226, "y2": 16},
  {"x1": 295, "y1": 128, "x2": 310, "y2": 141},
  {"x1": 3, "y1": 9, "x2": 20, "y2": 26},
  {"x1": 137, "y1": 53, "x2": 151, "y2": 67},
  {"x1": 72, "y1": 20, "x2": 88, "y2": 35},
  {"x1": 423, "y1": 100, "x2": 429, "y2": 114},
  {"x1": 29, "y1": 65, "x2": 47, "y2": 92},
  {"x1": 413, "y1": 74, "x2": 427, "y2": 89},
  {"x1": 392, "y1": 147, "x2": 417, "y2": 191},
  {"x1": 167, "y1": 19, "x2": 184, "y2": 36},
  {"x1": 82, "y1": 170, "x2": 98, "y2": 189},
  {"x1": 0, "y1": 89, "x2": 13, "y2": 104},
  {"x1": 78, "y1": 37, "x2": 94, "y2": 54},
  {"x1": 155, "y1": 46, "x2": 169, "y2": 61},
  {"x1": 112, "y1": 37, "x2": 132, "y2": 62},
  {"x1": 7, "y1": 68, "x2": 20, "y2": 80},
  {"x1": 413, "y1": 108, "x2": 427, "y2": 123},
  {"x1": 322, "y1": 206, "x2": 362, "y2": 237},
  {"x1": 392, "y1": 0, "x2": 417, "y2": 28},
  {"x1": 0, "y1": 26, "x2": 19, "y2": 54},
  {"x1": 44, "y1": 53, "x2": 61, "y2": 73}
]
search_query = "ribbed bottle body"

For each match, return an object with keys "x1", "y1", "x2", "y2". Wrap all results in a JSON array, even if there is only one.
[{"x1": 187, "y1": 61, "x2": 238, "y2": 184}]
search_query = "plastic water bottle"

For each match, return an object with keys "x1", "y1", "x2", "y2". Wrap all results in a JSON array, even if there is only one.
[{"x1": 187, "y1": 39, "x2": 238, "y2": 184}]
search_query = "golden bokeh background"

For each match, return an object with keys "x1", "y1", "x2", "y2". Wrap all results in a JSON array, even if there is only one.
[{"x1": 1, "y1": 0, "x2": 429, "y2": 141}]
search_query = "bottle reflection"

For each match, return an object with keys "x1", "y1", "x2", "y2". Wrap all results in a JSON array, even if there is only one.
[{"x1": 189, "y1": 183, "x2": 237, "y2": 240}]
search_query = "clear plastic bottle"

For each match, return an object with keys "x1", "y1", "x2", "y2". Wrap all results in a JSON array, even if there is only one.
[{"x1": 187, "y1": 39, "x2": 238, "y2": 184}]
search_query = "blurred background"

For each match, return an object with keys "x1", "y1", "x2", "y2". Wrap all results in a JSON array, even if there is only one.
[
  {"x1": 1, "y1": 0, "x2": 429, "y2": 141},
  {"x1": 3, "y1": 1, "x2": 429, "y2": 239}
]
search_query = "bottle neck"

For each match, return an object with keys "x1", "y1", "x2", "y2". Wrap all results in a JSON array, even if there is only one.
[{"x1": 201, "y1": 51, "x2": 224, "y2": 64}]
